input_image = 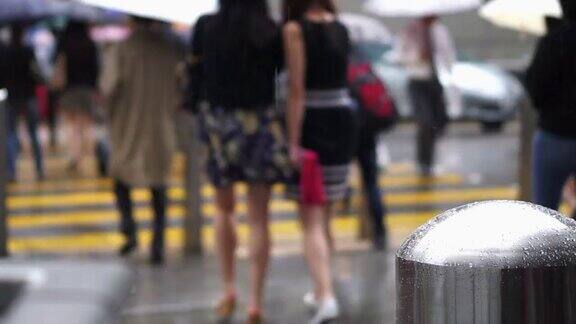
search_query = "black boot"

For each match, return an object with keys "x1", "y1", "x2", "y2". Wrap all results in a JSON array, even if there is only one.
[
  {"x1": 373, "y1": 231, "x2": 387, "y2": 251},
  {"x1": 150, "y1": 186, "x2": 167, "y2": 265},
  {"x1": 119, "y1": 237, "x2": 138, "y2": 257},
  {"x1": 150, "y1": 243, "x2": 164, "y2": 266},
  {"x1": 115, "y1": 180, "x2": 137, "y2": 257},
  {"x1": 95, "y1": 140, "x2": 109, "y2": 177}
]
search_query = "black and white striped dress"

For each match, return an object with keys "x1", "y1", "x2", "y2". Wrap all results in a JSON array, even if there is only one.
[{"x1": 286, "y1": 19, "x2": 357, "y2": 202}]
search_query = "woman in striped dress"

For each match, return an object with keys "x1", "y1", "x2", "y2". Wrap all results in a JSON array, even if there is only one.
[{"x1": 282, "y1": 0, "x2": 357, "y2": 323}]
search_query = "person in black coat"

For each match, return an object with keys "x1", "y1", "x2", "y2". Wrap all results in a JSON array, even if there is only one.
[{"x1": 526, "y1": 0, "x2": 576, "y2": 210}]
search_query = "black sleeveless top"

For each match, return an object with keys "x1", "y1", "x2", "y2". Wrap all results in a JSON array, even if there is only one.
[
  {"x1": 299, "y1": 20, "x2": 351, "y2": 90},
  {"x1": 192, "y1": 14, "x2": 283, "y2": 109}
]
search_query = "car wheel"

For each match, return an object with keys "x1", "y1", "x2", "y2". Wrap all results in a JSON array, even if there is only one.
[{"x1": 481, "y1": 121, "x2": 504, "y2": 134}]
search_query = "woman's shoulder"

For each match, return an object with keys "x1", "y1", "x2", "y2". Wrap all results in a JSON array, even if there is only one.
[{"x1": 283, "y1": 21, "x2": 303, "y2": 38}]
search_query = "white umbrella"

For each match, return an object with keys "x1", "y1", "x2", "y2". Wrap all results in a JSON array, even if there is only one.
[
  {"x1": 78, "y1": 0, "x2": 217, "y2": 25},
  {"x1": 479, "y1": 0, "x2": 562, "y2": 36},
  {"x1": 340, "y1": 13, "x2": 392, "y2": 45},
  {"x1": 364, "y1": 0, "x2": 482, "y2": 17}
]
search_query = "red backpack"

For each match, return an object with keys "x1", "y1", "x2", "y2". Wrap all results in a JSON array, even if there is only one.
[{"x1": 348, "y1": 61, "x2": 398, "y2": 132}]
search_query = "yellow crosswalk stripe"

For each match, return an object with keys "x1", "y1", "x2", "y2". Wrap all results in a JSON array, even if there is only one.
[
  {"x1": 8, "y1": 172, "x2": 462, "y2": 194},
  {"x1": 9, "y1": 206, "x2": 185, "y2": 229},
  {"x1": 12, "y1": 205, "x2": 575, "y2": 255},
  {"x1": 386, "y1": 186, "x2": 518, "y2": 204},
  {"x1": 8, "y1": 212, "x2": 438, "y2": 253},
  {"x1": 7, "y1": 202, "x2": 437, "y2": 230},
  {"x1": 8, "y1": 178, "x2": 113, "y2": 192},
  {"x1": 7, "y1": 185, "x2": 515, "y2": 211},
  {"x1": 7, "y1": 208, "x2": 438, "y2": 233}
]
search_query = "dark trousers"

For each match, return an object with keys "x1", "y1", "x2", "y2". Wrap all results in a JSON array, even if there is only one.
[
  {"x1": 356, "y1": 128, "x2": 387, "y2": 240},
  {"x1": 6, "y1": 98, "x2": 44, "y2": 180},
  {"x1": 47, "y1": 91, "x2": 59, "y2": 148},
  {"x1": 114, "y1": 180, "x2": 167, "y2": 253},
  {"x1": 532, "y1": 130, "x2": 576, "y2": 211},
  {"x1": 408, "y1": 79, "x2": 447, "y2": 169}
]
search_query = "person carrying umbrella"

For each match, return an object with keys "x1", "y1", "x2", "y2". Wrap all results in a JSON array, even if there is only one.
[
  {"x1": 51, "y1": 21, "x2": 99, "y2": 172},
  {"x1": 99, "y1": 16, "x2": 184, "y2": 265},
  {"x1": 526, "y1": 0, "x2": 576, "y2": 212},
  {"x1": 394, "y1": 15, "x2": 456, "y2": 176}
]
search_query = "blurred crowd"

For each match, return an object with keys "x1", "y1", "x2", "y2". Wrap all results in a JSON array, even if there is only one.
[{"x1": 2, "y1": 0, "x2": 576, "y2": 323}]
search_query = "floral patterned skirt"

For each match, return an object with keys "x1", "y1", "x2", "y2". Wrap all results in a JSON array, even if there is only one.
[{"x1": 199, "y1": 104, "x2": 292, "y2": 188}]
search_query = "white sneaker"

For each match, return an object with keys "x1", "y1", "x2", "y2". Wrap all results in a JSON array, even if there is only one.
[
  {"x1": 303, "y1": 291, "x2": 317, "y2": 310},
  {"x1": 309, "y1": 297, "x2": 340, "y2": 324}
]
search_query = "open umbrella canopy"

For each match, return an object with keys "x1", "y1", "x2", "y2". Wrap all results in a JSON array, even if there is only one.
[
  {"x1": 49, "y1": 0, "x2": 125, "y2": 23},
  {"x1": 0, "y1": 0, "x2": 123, "y2": 23},
  {"x1": 364, "y1": 0, "x2": 482, "y2": 17},
  {"x1": 78, "y1": 0, "x2": 217, "y2": 25},
  {"x1": 479, "y1": 0, "x2": 561, "y2": 36},
  {"x1": 340, "y1": 13, "x2": 392, "y2": 45},
  {"x1": 0, "y1": 0, "x2": 52, "y2": 22}
]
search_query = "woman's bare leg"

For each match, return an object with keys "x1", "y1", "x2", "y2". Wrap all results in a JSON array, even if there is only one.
[
  {"x1": 299, "y1": 204, "x2": 335, "y2": 301},
  {"x1": 66, "y1": 111, "x2": 81, "y2": 169},
  {"x1": 323, "y1": 202, "x2": 337, "y2": 253},
  {"x1": 246, "y1": 183, "x2": 273, "y2": 313},
  {"x1": 76, "y1": 112, "x2": 93, "y2": 166},
  {"x1": 214, "y1": 186, "x2": 237, "y2": 299}
]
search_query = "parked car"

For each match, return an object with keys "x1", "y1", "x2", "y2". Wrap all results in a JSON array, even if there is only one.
[{"x1": 370, "y1": 43, "x2": 525, "y2": 132}]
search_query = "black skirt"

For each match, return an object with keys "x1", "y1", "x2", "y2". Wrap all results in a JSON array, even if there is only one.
[{"x1": 287, "y1": 105, "x2": 358, "y2": 202}]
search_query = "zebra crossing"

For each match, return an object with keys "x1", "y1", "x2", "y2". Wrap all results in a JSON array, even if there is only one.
[{"x1": 5, "y1": 163, "x2": 518, "y2": 255}]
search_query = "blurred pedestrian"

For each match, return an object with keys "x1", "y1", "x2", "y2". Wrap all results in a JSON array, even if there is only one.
[
  {"x1": 100, "y1": 16, "x2": 183, "y2": 265},
  {"x1": 283, "y1": 0, "x2": 356, "y2": 322},
  {"x1": 396, "y1": 15, "x2": 456, "y2": 176},
  {"x1": 0, "y1": 43, "x2": 6, "y2": 86},
  {"x1": 347, "y1": 46, "x2": 398, "y2": 251},
  {"x1": 52, "y1": 21, "x2": 99, "y2": 172},
  {"x1": 4, "y1": 24, "x2": 45, "y2": 182},
  {"x1": 47, "y1": 26, "x2": 63, "y2": 150},
  {"x1": 561, "y1": 178, "x2": 576, "y2": 218},
  {"x1": 188, "y1": 1, "x2": 289, "y2": 322},
  {"x1": 526, "y1": 0, "x2": 576, "y2": 211}
]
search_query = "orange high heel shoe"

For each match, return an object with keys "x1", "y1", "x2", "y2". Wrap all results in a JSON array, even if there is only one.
[
  {"x1": 216, "y1": 294, "x2": 237, "y2": 320},
  {"x1": 247, "y1": 309, "x2": 263, "y2": 324}
]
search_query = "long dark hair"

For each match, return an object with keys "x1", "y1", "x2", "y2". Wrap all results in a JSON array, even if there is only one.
[
  {"x1": 282, "y1": 0, "x2": 337, "y2": 23},
  {"x1": 57, "y1": 20, "x2": 98, "y2": 81},
  {"x1": 58, "y1": 21, "x2": 95, "y2": 56},
  {"x1": 561, "y1": 0, "x2": 576, "y2": 20},
  {"x1": 216, "y1": 0, "x2": 275, "y2": 49},
  {"x1": 9, "y1": 24, "x2": 25, "y2": 47}
]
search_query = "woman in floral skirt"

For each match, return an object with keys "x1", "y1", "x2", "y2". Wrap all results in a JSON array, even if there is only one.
[{"x1": 188, "y1": 0, "x2": 290, "y2": 322}]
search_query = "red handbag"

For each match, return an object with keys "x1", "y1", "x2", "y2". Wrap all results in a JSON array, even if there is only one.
[{"x1": 300, "y1": 150, "x2": 326, "y2": 205}]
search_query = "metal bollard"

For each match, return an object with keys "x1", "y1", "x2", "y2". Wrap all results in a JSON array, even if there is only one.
[
  {"x1": 397, "y1": 200, "x2": 576, "y2": 324},
  {"x1": 182, "y1": 112, "x2": 203, "y2": 255},
  {"x1": 0, "y1": 89, "x2": 8, "y2": 257}
]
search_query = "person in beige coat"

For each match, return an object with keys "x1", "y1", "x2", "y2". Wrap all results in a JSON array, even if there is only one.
[{"x1": 100, "y1": 16, "x2": 183, "y2": 265}]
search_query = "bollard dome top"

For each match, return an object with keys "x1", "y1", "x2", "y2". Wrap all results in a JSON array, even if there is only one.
[{"x1": 397, "y1": 200, "x2": 576, "y2": 268}]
